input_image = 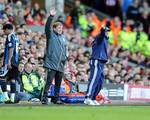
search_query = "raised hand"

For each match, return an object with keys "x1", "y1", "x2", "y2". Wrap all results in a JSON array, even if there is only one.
[{"x1": 49, "y1": 9, "x2": 56, "y2": 16}]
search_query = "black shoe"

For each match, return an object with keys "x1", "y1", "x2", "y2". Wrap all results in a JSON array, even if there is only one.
[
  {"x1": 41, "y1": 97, "x2": 48, "y2": 105},
  {"x1": 51, "y1": 100, "x2": 64, "y2": 104}
]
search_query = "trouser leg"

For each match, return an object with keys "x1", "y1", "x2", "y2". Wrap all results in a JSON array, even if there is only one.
[
  {"x1": 51, "y1": 71, "x2": 63, "y2": 103},
  {"x1": 92, "y1": 63, "x2": 104, "y2": 100},
  {"x1": 10, "y1": 80, "x2": 16, "y2": 93},
  {"x1": 92, "y1": 72, "x2": 104, "y2": 100},
  {"x1": 42, "y1": 69, "x2": 56, "y2": 98},
  {"x1": 92, "y1": 62, "x2": 104, "y2": 100},
  {"x1": 0, "y1": 79, "x2": 9, "y2": 101},
  {"x1": 0, "y1": 79, "x2": 7, "y2": 92},
  {"x1": 86, "y1": 60, "x2": 101, "y2": 99}
]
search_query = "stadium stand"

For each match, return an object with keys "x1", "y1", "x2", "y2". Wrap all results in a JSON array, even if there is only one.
[{"x1": 0, "y1": 0, "x2": 149, "y2": 103}]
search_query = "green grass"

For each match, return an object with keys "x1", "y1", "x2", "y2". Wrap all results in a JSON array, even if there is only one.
[{"x1": 0, "y1": 106, "x2": 150, "y2": 120}]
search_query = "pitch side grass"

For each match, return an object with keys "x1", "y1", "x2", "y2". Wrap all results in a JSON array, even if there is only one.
[{"x1": 0, "y1": 106, "x2": 149, "y2": 120}]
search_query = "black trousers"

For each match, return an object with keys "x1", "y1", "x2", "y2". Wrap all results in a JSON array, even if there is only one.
[
  {"x1": 7, "y1": 65, "x2": 18, "y2": 81},
  {"x1": 43, "y1": 69, "x2": 63, "y2": 102}
]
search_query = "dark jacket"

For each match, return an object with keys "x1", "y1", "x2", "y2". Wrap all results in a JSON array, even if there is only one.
[
  {"x1": 91, "y1": 30, "x2": 109, "y2": 62},
  {"x1": 126, "y1": 5, "x2": 140, "y2": 21},
  {"x1": 44, "y1": 16, "x2": 68, "y2": 72}
]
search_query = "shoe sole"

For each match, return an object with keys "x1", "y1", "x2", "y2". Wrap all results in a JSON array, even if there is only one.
[{"x1": 84, "y1": 101, "x2": 96, "y2": 106}]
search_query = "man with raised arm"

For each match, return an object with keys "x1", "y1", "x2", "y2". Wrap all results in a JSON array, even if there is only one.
[
  {"x1": 84, "y1": 22, "x2": 110, "y2": 105},
  {"x1": 41, "y1": 9, "x2": 68, "y2": 104}
]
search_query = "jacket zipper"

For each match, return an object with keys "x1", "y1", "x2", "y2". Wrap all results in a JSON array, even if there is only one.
[
  {"x1": 56, "y1": 37, "x2": 63, "y2": 70},
  {"x1": 57, "y1": 50, "x2": 63, "y2": 70}
]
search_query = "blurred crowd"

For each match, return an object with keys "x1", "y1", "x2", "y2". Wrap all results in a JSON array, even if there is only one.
[
  {"x1": 105, "y1": 60, "x2": 150, "y2": 86},
  {"x1": 64, "y1": 0, "x2": 150, "y2": 85},
  {"x1": 0, "y1": 0, "x2": 47, "y2": 26},
  {"x1": 82, "y1": 0, "x2": 150, "y2": 31},
  {"x1": 64, "y1": 28, "x2": 150, "y2": 86},
  {"x1": 0, "y1": 0, "x2": 149, "y2": 96}
]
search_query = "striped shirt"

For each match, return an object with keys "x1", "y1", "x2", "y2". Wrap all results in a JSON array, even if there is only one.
[{"x1": 3, "y1": 32, "x2": 19, "y2": 67}]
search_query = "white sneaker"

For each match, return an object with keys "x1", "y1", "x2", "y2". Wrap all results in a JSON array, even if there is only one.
[
  {"x1": 4, "y1": 97, "x2": 10, "y2": 102},
  {"x1": 84, "y1": 98, "x2": 96, "y2": 106},
  {"x1": 93, "y1": 100, "x2": 101, "y2": 105},
  {"x1": 10, "y1": 93, "x2": 15, "y2": 103}
]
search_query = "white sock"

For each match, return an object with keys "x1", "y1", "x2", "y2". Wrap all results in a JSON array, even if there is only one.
[
  {"x1": 4, "y1": 92, "x2": 9, "y2": 100},
  {"x1": 10, "y1": 93, "x2": 15, "y2": 102}
]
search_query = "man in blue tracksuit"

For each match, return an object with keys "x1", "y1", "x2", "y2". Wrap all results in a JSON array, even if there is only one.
[{"x1": 84, "y1": 22, "x2": 110, "y2": 105}]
